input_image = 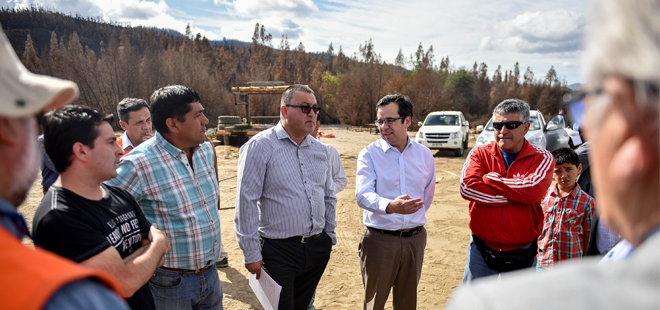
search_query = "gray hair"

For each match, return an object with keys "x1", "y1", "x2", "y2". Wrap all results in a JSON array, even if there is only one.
[
  {"x1": 492, "y1": 99, "x2": 530, "y2": 123},
  {"x1": 280, "y1": 84, "x2": 314, "y2": 107},
  {"x1": 583, "y1": 0, "x2": 659, "y2": 93},
  {"x1": 582, "y1": 0, "x2": 659, "y2": 140}
]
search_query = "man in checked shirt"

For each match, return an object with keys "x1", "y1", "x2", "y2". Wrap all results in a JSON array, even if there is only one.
[{"x1": 108, "y1": 85, "x2": 223, "y2": 310}]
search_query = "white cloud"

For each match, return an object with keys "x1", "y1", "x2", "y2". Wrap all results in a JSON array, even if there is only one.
[
  {"x1": 251, "y1": 16, "x2": 304, "y2": 41},
  {"x1": 3, "y1": 0, "x2": 588, "y2": 83},
  {"x1": 483, "y1": 9, "x2": 584, "y2": 54},
  {"x1": 479, "y1": 36, "x2": 493, "y2": 51},
  {"x1": 8, "y1": 0, "x2": 219, "y2": 39},
  {"x1": 215, "y1": 0, "x2": 317, "y2": 18}
]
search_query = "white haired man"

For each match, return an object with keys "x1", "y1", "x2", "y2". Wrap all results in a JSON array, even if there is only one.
[{"x1": 447, "y1": 0, "x2": 659, "y2": 309}]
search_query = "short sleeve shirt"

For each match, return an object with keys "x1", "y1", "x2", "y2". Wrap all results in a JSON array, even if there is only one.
[{"x1": 33, "y1": 184, "x2": 154, "y2": 310}]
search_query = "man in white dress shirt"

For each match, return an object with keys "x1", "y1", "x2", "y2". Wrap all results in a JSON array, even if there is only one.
[
  {"x1": 116, "y1": 98, "x2": 153, "y2": 157},
  {"x1": 355, "y1": 94, "x2": 436, "y2": 310}
]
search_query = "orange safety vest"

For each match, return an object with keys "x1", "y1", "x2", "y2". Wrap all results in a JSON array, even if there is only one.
[
  {"x1": 116, "y1": 136, "x2": 133, "y2": 158},
  {"x1": 0, "y1": 228, "x2": 123, "y2": 310}
]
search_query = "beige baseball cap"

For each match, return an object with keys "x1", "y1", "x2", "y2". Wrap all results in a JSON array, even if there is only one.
[{"x1": 0, "y1": 26, "x2": 79, "y2": 118}]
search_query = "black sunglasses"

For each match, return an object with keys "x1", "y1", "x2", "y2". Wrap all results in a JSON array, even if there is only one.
[
  {"x1": 286, "y1": 105, "x2": 321, "y2": 114},
  {"x1": 492, "y1": 121, "x2": 525, "y2": 130}
]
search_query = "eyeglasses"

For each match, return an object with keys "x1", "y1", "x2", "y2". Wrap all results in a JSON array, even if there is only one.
[
  {"x1": 492, "y1": 121, "x2": 525, "y2": 130},
  {"x1": 286, "y1": 105, "x2": 321, "y2": 114},
  {"x1": 375, "y1": 116, "x2": 404, "y2": 126},
  {"x1": 561, "y1": 89, "x2": 602, "y2": 129}
]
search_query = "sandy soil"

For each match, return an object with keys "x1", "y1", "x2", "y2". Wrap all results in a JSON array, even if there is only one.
[{"x1": 18, "y1": 128, "x2": 473, "y2": 309}]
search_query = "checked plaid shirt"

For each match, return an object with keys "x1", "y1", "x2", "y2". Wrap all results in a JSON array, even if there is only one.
[
  {"x1": 107, "y1": 132, "x2": 221, "y2": 270},
  {"x1": 537, "y1": 183, "x2": 594, "y2": 271}
]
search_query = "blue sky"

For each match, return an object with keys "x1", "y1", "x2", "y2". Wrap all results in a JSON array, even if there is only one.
[{"x1": 3, "y1": 0, "x2": 588, "y2": 84}]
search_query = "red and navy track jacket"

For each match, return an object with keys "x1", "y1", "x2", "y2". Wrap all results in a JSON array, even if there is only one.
[{"x1": 460, "y1": 140, "x2": 554, "y2": 251}]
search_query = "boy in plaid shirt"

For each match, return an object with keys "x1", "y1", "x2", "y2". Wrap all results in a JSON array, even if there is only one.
[{"x1": 537, "y1": 147, "x2": 595, "y2": 271}]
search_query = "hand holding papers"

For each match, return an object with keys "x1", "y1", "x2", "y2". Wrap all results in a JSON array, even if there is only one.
[{"x1": 249, "y1": 267, "x2": 281, "y2": 310}]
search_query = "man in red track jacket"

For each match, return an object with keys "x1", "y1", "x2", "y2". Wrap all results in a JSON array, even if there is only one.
[{"x1": 460, "y1": 99, "x2": 554, "y2": 283}]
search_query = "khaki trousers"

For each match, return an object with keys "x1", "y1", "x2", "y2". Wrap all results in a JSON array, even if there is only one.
[{"x1": 359, "y1": 226, "x2": 427, "y2": 310}]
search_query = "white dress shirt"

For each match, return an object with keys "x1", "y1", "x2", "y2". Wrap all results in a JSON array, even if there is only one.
[
  {"x1": 320, "y1": 140, "x2": 348, "y2": 193},
  {"x1": 356, "y1": 137, "x2": 436, "y2": 230},
  {"x1": 120, "y1": 131, "x2": 135, "y2": 151}
]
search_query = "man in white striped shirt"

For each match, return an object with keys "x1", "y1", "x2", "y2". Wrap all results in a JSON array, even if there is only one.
[{"x1": 235, "y1": 84, "x2": 337, "y2": 310}]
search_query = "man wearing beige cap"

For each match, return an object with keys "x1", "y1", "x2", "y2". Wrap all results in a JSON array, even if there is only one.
[{"x1": 0, "y1": 26, "x2": 129, "y2": 309}]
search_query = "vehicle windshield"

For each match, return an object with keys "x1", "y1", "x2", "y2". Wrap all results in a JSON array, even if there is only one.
[
  {"x1": 424, "y1": 115, "x2": 459, "y2": 126},
  {"x1": 485, "y1": 115, "x2": 541, "y2": 131},
  {"x1": 547, "y1": 115, "x2": 567, "y2": 129}
]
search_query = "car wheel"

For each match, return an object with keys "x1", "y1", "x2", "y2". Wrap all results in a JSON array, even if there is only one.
[{"x1": 454, "y1": 143, "x2": 464, "y2": 157}]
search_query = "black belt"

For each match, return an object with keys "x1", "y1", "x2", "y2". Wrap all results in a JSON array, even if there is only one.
[
  {"x1": 159, "y1": 263, "x2": 214, "y2": 274},
  {"x1": 369, "y1": 226, "x2": 423, "y2": 237},
  {"x1": 287, "y1": 232, "x2": 324, "y2": 243}
]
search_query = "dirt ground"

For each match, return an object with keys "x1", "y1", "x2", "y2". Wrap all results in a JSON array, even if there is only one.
[{"x1": 18, "y1": 128, "x2": 473, "y2": 310}]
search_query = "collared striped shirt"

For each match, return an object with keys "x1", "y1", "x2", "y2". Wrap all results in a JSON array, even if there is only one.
[
  {"x1": 537, "y1": 183, "x2": 594, "y2": 270},
  {"x1": 235, "y1": 122, "x2": 337, "y2": 264},
  {"x1": 107, "y1": 131, "x2": 221, "y2": 270}
]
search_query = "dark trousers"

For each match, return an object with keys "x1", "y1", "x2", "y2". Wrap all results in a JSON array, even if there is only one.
[{"x1": 260, "y1": 231, "x2": 332, "y2": 310}]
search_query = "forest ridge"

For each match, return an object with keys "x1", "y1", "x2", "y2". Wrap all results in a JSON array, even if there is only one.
[{"x1": 1, "y1": 6, "x2": 572, "y2": 128}]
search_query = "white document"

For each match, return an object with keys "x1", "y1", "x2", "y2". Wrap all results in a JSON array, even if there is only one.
[
  {"x1": 249, "y1": 268, "x2": 281, "y2": 310},
  {"x1": 570, "y1": 134, "x2": 583, "y2": 146}
]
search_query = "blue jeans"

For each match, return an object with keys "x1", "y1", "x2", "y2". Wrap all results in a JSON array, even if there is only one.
[
  {"x1": 462, "y1": 236, "x2": 538, "y2": 284},
  {"x1": 462, "y1": 236, "x2": 498, "y2": 284},
  {"x1": 307, "y1": 291, "x2": 316, "y2": 310},
  {"x1": 150, "y1": 267, "x2": 223, "y2": 310}
]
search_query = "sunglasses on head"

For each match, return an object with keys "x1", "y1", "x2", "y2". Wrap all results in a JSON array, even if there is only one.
[{"x1": 492, "y1": 121, "x2": 525, "y2": 130}]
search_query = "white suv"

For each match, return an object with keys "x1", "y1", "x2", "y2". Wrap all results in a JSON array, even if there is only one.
[{"x1": 415, "y1": 111, "x2": 469, "y2": 156}]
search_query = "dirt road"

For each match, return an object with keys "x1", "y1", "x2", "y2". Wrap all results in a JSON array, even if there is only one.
[{"x1": 19, "y1": 128, "x2": 473, "y2": 309}]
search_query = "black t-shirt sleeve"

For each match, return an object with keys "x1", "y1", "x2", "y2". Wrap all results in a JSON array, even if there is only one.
[
  {"x1": 35, "y1": 209, "x2": 112, "y2": 263},
  {"x1": 112, "y1": 185, "x2": 151, "y2": 239}
]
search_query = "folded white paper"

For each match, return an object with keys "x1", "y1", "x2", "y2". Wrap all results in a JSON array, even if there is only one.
[{"x1": 249, "y1": 268, "x2": 281, "y2": 310}]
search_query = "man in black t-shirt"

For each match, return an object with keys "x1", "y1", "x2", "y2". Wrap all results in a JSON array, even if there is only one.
[{"x1": 33, "y1": 106, "x2": 171, "y2": 310}]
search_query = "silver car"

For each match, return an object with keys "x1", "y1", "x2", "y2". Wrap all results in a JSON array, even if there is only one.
[
  {"x1": 475, "y1": 110, "x2": 547, "y2": 150},
  {"x1": 544, "y1": 114, "x2": 574, "y2": 151}
]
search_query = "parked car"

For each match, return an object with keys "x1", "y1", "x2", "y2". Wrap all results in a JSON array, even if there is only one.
[
  {"x1": 475, "y1": 110, "x2": 547, "y2": 150},
  {"x1": 545, "y1": 114, "x2": 582, "y2": 151},
  {"x1": 545, "y1": 114, "x2": 571, "y2": 151},
  {"x1": 415, "y1": 111, "x2": 469, "y2": 156}
]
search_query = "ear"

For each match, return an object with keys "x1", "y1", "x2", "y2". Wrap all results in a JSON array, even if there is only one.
[
  {"x1": 165, "y1": 118, "x2": 179, "y2": 134},
  {"x1": 523, "y1": 121, "x2": 531, "y2": 135},
  {"x1": 119, "y1": 120, "x2": 128, "y2": 131},
  {"x1": 404, "y1": 116, "x2": 412, "y2": 128},
  {"x1": 71, "y1": 142, "x2": 90, "y2": 163},
  {"x1": 0, "y1": 118, "x2": 21, "y2": 147},
  {"x1": 577, "y1": 163, "x2": 582, "y2": 175},
  {"x1": 280, "y1": 105, "x2": 288, "y2": 119}
]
